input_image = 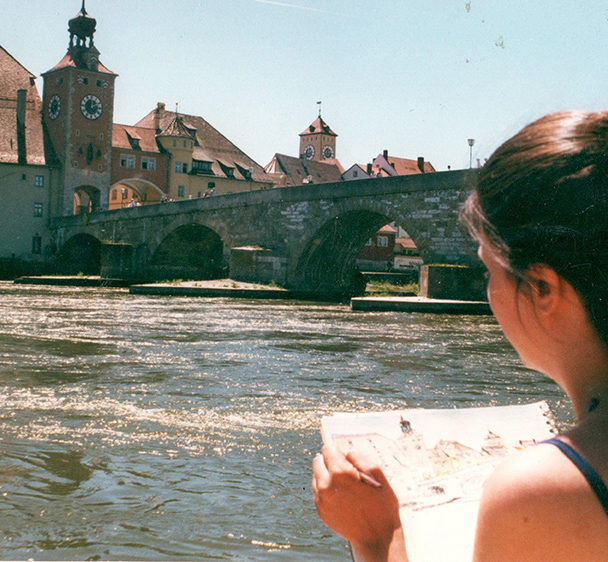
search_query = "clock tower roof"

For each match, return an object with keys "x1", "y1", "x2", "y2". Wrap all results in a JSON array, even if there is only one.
[
  {"x1": 68, "y1": 2, "x2": 96, "y2": 44},
  {"x1": 43, "y1": 1, "x2": 115, "y2": 75},
  {"x1": 299, "y1": 116, "x2": 337, "y2": 137}
]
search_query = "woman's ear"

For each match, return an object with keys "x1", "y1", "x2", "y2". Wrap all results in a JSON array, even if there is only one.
[{"x1": 525, "y1": 264, "x2": 563, "y2": 314}]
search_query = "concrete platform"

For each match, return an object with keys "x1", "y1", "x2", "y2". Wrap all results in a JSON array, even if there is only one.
[
  {"x1": 129, "y1": 280, "x2": 293, "y2": 299},
  {"x1": 14, "y1": 276, "x2": 131, "y2": 287},
  {"x1": 351, "y1": 296, "x2": 491, "y2": 314}
]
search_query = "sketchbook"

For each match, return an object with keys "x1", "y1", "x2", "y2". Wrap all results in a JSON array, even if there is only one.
[{"x1": 321, "y1": 401, "x2": 558, "y2": 562}]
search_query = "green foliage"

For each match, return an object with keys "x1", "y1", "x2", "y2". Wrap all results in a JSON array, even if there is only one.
[{"x1": 365, "y1": 280, "x2": 419, "y2": 296}]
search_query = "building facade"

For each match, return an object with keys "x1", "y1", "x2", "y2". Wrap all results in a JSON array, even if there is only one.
[{"x1": 0, "y1": 46, "x2": 53, "y2": 270}]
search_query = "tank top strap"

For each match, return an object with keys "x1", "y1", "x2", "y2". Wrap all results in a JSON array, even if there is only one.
[{"x1": 542, "y1": 437, "x2": 608, "y2": 516}]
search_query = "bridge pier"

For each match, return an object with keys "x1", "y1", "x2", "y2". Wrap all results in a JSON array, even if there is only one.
[
  {"x1": 230, "y1": 247, "x2": 287, "y2": 285},
  {"x1": 100, "y1": 242, "x2": 136, "y2": 280}
]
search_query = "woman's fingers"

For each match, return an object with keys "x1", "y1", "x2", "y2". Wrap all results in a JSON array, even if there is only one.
[{"x1": 345, "y1": 447, "x2": 389, "y2": 487}]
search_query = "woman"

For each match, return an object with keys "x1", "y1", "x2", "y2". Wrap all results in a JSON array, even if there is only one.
[{"x1": 312, "y1": 111, "x2": 608, "y2": 561}]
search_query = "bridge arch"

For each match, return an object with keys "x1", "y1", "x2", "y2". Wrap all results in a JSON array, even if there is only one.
[
  {"x1": 56, "y1": 233, "x2": 101, "y2": 275},
  {"x1": 148, "y1": 222, "x2": 225, "y2": 281},
  {"x1": 294, "y1": 210, "x2": 395, "y2": 297},
  {"x1": 109, "y1": 178, "x2": 165, "y2": 209}
]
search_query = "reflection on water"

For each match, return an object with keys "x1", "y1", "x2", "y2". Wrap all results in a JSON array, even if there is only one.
[{"x1": 0, "y1": 282, "x2": 570, "y2": 560}]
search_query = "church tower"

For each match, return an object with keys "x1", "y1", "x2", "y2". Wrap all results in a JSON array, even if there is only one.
[
  {"x1": 299, "y1": 111, "x2": 337, "y2": 163},
  {"x1": 42, "y1": 1, "x2": 117, "y2": 216}
]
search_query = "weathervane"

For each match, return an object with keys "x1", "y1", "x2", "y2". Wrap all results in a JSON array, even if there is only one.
[{"x1": 317, "y1": 100, "x2": 322, "y2": 116}]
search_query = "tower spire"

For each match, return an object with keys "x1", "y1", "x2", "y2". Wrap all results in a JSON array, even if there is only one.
[{"x1": 66, "y1": 1, "x2": 99, "y2": 70}]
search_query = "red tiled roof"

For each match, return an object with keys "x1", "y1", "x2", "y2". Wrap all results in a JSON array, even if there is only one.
[
  {"x1": 377, "y1": 154, "x2": 435, "y2": 175},
  {"x1": 299, "y1": 116, "x2": 337, "y2": 137},
  {"x1": 112, "y1": 124, "x2": 162, "y2": 153},
  {"x1": 0, "y1": 45, "x2": 45, "y2": 165},
  {"x1": 135, "y1": 106, "x2": 271, "y2": 183},
  {"x1": 357, "y1": 163, "x2": 391, "y2": 177},
  {"x1": 395, "y1": 237, "x2": 417, "y2": 250},
  {"x1": 44, "y1": 52, "x2": 115, "y2": 75},
  {"x1": 379, "y1": 224, "x2": 397, "y2": 234},
  {"x1": 265, "y1": 153, "x2": 343, "y2": 187}
]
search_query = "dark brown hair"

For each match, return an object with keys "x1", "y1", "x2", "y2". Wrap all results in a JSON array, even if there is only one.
[{"x1": 461, "y1": 110, "x2": 608, "y2": 345}]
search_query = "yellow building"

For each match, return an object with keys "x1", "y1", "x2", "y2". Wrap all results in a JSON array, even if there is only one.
[{"x1": 116, "y1": 103, "x2": 273, "y2": 202}]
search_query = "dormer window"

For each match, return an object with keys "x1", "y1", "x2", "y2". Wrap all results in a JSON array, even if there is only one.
[
  {"x1": 218, "y1": 161, "x2": 235, "y2": 178},
  {"x1": 192, "y1": 160, "x2": 213, "y2": 174},
  {"x1": 127, "y1": 132, "x2": 141, "y2": 150},
  {"x1": 235, "y1": 163, "x2": 253, "y2": 180}
]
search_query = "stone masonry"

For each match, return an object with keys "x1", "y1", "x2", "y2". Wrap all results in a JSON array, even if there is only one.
[{"x1": 51, "y1": 169, "x2": 479, "y2": 297}]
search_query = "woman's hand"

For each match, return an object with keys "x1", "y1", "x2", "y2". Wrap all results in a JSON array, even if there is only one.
[{"x1": 312, "y1": 443, "x2": 408, "y2": 561}]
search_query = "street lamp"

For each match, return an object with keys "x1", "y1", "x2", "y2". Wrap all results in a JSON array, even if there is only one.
[{"x1": 467, "y1": 138, "x2": 475, "y2": 168}]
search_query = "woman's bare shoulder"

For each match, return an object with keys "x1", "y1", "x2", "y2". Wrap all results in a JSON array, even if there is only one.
[{"x1": 473, "y1": 443, "x2": 608, "y2": 561}]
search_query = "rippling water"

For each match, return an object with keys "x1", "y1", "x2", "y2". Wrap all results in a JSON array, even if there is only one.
[{"x1": 0, "y1": 282, "x2": 571, "y2": 560}]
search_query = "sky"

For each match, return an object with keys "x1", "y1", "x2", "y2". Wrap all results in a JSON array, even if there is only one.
[{"x1": 2, "y1": 0, "x2": 608, "y2": 171}]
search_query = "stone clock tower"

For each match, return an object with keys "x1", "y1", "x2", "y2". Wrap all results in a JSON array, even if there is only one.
[
  {"x1": 299, "y1": 114, "x2": 337, "y2": 163},
  {"x1": 42, "y1": 1, "x2": 117, "y2": 216}
]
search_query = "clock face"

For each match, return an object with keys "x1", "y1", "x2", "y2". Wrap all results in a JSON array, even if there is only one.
[
  {"x1": 48, "y1": 95, "x2": 61, "y2": 119},
  {"x1": 304, "y1": 144, "x2": 315, "y2": 160},
  {"x1": 322, "y1": 145, "x2": 334, "y2": 159},
  {"x1": 80, "y1": 94, "x2": 103, "y2": 120}
]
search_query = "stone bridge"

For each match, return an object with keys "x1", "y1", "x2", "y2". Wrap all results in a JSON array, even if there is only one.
[{"x1": 51, "y1": 169, "x2": 478, "y2": 297}]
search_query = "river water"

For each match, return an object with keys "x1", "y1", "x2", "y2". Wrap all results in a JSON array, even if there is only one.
[{"x1": 0, "y1": 282, "x2": 571, "y2": 560}]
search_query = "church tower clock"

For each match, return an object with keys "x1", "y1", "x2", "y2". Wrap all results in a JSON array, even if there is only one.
[
  {"x1": 42, "y1": 1, "x2": 117, "y2": 216},
  {"x1": 299, "y1": 110, "x2": 337, "y2": 163}
]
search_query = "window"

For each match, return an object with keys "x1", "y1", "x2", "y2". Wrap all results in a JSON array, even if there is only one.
[
  {"x1": 177, "y1": 185, "x2": 185, "y2": 197},
  {"x1": 32, "y1": 235, "x2": 41, "y2": 254},
  {"x1": 174, "y1": 161, "x2": 187, "y2": 173},
  {"x1": 35, "y1": 175, "x2": 44, "y2": 187},
  {"x1": 173, "y1": 140, "x2": 177, "y2": 147},
  {"x1": 218, "y1": 161, "x2": 234, "y2": 178},
  {"x1": 121, "y1": 188, "x2": 128, "y2": 200},
  {"x1": 120, "y1": 154, "x2": 135, "y2": 168},
  {"x1": 353, "y1": 170, "x2": 358, "y2": 177},
  {"x1": 365, "y1": 238, "x2": 373, "y2": 246},
  {"x1": 192, "y1": 160, "x2": 213, "y2": 174},
  {"x1": 208, "y1": 181, "x2": 215, "y2": 188},
  {"x1": 183, "y1": 140, "x2": 187, "y2": 148},
  {"x1": 111, "y1": 190, "x2": 117, "y2": 201},
  {"x1": 33, "y1": 203, "x2": 43, "y2": 217},
  {"x1": 377, "y1": 236, "x2": 388, "y2": 247},
  {"x1": 55, "y1": 77, "x2": 63, "y2": 85},
  {"x1": 142, "y1": 157, "x2": 156, "y2": 171},
  {"x1": 197, "y1": 191, "x2": 202, "y2": 198},
  {"x1": 21, "y1": 173, "x2": 26, "y2": 180}
]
